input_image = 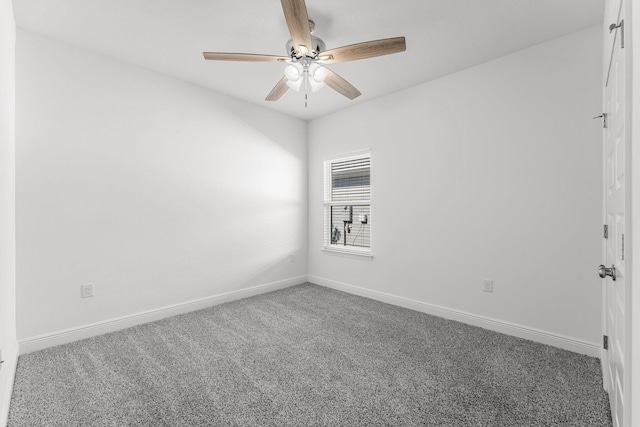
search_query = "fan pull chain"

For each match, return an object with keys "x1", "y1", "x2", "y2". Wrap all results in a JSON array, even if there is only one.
[{"x1": 304, "y1": 70, "x2": 309, "y2": 108}]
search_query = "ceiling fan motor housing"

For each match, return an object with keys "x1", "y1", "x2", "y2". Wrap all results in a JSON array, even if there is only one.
[{"x1": 286, "y1": 35, "x2": 326, "y2": 59}]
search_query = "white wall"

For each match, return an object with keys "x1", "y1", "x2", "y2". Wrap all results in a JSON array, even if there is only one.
[
  {"x1": 16, "y1": 30, "x2": 308, "y2": 341},
  {"x1": 308, "y1": 26, "x2": 603, "y2": 349},
  {"x1": 0, "y1": 0, "x2": 17, "y2": 423}
]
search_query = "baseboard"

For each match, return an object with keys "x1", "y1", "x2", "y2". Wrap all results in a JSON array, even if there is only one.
[
  {"x1": 18, "y1": 275, "x2": 600, "y2": 358},
  {"x1": 0, "y1": 340, "x2": 18, "y2": 426},
  {"x1": 19, "y1": 276, "x2": 307, "y2": 355},
  {"x1": 309, "y1": 275, "x2": 600, "y2": 358}
]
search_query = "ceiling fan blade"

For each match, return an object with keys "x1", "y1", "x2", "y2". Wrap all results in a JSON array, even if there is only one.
[
  {"x1": 324, "y1": 68, "x2": 361, "y2": 100},
  {"x1": 203, "y1": 52, "x2": 289, "y2": 62},
  {"x1": 318, "y1": 37, "x2": 406, "y2": 64},
  {"x1": 265, "y1": 76, "x2": 290, "y2": 101},
  {"x1": 280, "y1": 0, "x2": 313, "y2": 55}
]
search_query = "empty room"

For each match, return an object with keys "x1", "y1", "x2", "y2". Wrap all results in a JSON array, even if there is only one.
[{"x1": 1, "y1": 0, "x2": 639, "y2": 425}]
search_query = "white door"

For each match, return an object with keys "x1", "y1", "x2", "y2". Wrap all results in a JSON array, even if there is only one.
[{"x1": 602, "y1": 0, "x2": 631, "y2": 425}]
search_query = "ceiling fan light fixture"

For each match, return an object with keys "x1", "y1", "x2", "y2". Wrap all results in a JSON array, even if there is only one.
[
  {"x1": 284, "y1": 63, "x2": 303, "y2": 82},
  {"x1": 309, "y1": 63, "x2": 327, "y2": 83},
  {"x1": 286, "y1": 76, "x2": 303, "y2": 91},
  {"x1": 308, "y1": 78, "x2": 325, "y2": 92}
]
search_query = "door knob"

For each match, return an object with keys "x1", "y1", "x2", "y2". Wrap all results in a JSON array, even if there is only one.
[{"x1": 598, "y1": 264, "x2": 616, "y2": 281}]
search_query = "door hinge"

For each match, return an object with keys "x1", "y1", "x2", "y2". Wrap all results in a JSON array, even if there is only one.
[
  {"x1": 621, "y1": 234, "x2": 624, "y2": 260},
  {"x1": 603, "y1": 335, "x2": 609, "y2": 350},
  {"x1": 593, "y1": 113, "x2": 608, "y2": 128},
  {"x1": 603, "y1": 224, "x2": 608, "y2": 239}
]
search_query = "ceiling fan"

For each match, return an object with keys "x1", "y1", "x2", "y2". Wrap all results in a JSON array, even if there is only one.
[{"x1": 203, "y1": 0, "x2": 406, "y2": 104}]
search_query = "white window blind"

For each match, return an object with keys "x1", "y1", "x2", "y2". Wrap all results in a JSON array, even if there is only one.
[{"x1": 324, "y1": 152, "x2": 371, "y2": 255}]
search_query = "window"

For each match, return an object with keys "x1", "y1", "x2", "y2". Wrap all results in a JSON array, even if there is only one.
[{"x1": 324, "y1": 152, "x2": 371, "y2": 257}]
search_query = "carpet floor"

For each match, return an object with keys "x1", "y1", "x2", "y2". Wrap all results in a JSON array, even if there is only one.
[{"x1": 9, "y1": 283, "x2": 611, "y2": 426}]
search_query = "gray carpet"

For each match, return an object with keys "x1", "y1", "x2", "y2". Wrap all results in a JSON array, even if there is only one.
[{"x1": 9, "y1": 283, "x2": 611, "y2": 426}]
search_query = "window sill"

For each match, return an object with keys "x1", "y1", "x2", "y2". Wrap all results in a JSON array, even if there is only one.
[{"x1": 322, "y1": 247, "x2": 373, "y2": 260}]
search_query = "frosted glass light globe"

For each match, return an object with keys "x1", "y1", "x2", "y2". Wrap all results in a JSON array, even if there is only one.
[{"x1": 285, "y1": 63, "x2": 303, "y2": 82}]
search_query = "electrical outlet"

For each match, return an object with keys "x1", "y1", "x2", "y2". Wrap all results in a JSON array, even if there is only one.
[
  {"x1": 81, "y1": 283, "x2": 94, "y2": 298},
  {"x1": 289, "y1": 254, "x2": 295, "y2": 263},
  {"x1": 483, "y1": 279, "x2": 493, "y2": 293}
]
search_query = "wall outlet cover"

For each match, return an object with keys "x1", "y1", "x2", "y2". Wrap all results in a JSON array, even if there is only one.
[
  {"x1": 483, "y1": 279, "x2": 493, "y2": 293},
  {"x1": 81, "y1": 283, "x2": 94, "y2": 298}
]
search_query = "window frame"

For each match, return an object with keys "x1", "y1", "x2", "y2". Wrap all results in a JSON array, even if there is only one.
[{"x1": 323, "y1": 150, "x2": 372, "y2": 259}]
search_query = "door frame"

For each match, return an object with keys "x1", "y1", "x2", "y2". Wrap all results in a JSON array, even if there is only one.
[{"x1": 630, "y1": 1, "x2": 639, "y2": 425}]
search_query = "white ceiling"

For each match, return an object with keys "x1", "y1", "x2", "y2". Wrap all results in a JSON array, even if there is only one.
[{"x1": 14, "y1": 0, "x2": 604, "y2": 120}]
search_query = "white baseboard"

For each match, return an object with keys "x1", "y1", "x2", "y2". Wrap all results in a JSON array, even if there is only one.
[
  {"x1": 18, "y1": 275, "x2": 600, "y2": 358},
  {"x1": 19, "y1": 276, "x2": 307, "y2": 355},
  {"x1": 0, "y1": 341, "x2": 18, "y2": 427},
  {"x1": 309, "y1": 275, "x2": 600, "y2": 358}
]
